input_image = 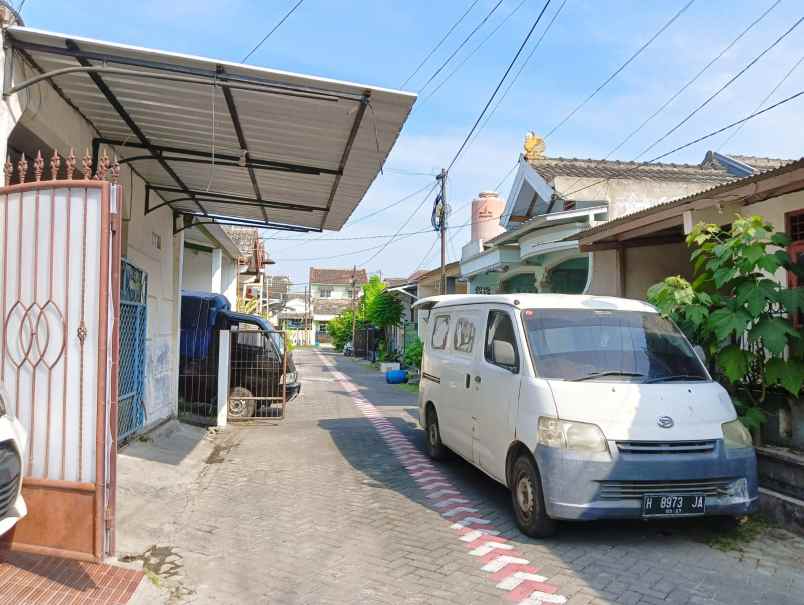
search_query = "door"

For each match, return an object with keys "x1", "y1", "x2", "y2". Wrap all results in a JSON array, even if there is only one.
[
  {"x1": 0, "y1": 173, "x2": 120, "y2": 561},
  {"x1": 118, "y1": 260, "x2": 147, "y2": 442},
  {"x1": 474, "y1": 308, "x2": 522, "y2": 482},
  {"x1": 445, "y1": 311, "x2": 482, "y2": 461}
]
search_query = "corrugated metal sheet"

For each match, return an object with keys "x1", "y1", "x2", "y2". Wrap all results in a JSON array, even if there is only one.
[{"x1": 6, "y1": 26, "x2": 416, "y2": 232}]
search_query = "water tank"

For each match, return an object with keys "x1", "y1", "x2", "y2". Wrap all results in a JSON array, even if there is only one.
[{"x1": 471, "y1": 191, "x2": 506, "y2": 242}]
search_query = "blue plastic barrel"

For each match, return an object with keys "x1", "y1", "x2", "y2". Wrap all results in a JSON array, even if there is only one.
[{"x1": 385, "y1": 369, "x2": 408, "y2": 384}]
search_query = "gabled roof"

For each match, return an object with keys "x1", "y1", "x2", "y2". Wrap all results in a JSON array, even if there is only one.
[
  {"x1": 574, "y1": 157, "x2": 804, "y2": 246},
  {"x1": 527, "y1": 156, "x2": 733, "y2": 185},
  {"x1": 309, "y1": 267, "x2": 368, "y2": 286},
  {"x1": 6, "y1": 26, "x2": 415, "y2": 233},
  {"x1": 313, "y1": 298, "x2": 353, "y2": 316}
]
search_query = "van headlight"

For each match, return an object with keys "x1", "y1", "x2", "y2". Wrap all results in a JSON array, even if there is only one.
[
  {"x1": 722, "y1": 419, "x2": 752, "y2": 449},
  {"x1": 538, "y1": 417, "x2": 609, "y2": 454},
  {"x1": 280, "y1": 371, "x2": 298, "y2": 386}
]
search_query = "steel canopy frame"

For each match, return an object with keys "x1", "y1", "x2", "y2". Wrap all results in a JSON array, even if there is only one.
[{"x1": 4, "y1": 27, "x2": 417, "y2": 232}]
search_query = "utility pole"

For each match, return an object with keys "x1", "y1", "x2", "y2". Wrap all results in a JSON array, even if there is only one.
[
  {"x1": 304, "y1": 284, "x2": 310, "y2": 346},
  {"x1": 350, "y1": 265, "x2": 357, "y2": 348},
  {"x1": 437, "y1": 168, "x2": 447, "y2": 295}
]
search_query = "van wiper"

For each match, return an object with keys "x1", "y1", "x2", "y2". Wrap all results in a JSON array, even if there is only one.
[
  {"x1": 569, "y1": 371, "x2": 645, "y2": 382},
  {"x1": 643, "y1": 374, "x2": 707, "y2": 384}
]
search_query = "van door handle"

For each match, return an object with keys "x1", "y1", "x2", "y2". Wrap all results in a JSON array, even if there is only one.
[
  {"x1": 465, "y1": 374, "x2": 471, "y2": 389},
  {"x1": 474, "y1": 375, "x2": 482, "y2": 384}
]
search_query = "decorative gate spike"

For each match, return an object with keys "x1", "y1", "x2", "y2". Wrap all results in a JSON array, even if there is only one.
[
  {"x1": 81, "y1": 149, "x2": 92, "y2": 180},
  {"x1": 96, "y1": 150, "x2": 110, "y2": 181},
  {"x1": 33, "y1": 150, "x2": 44, "y2": 182},
  {"x1": 111, "y1": 156, "x2": 120, "y2": 184},
  {"x1": 65, "y1": 148, "x2": 76, "y2": 180},
  {"x1": 50, "y1": 150, "x2": 61, "y2": 181},
  {"x1": 3, "y1": 158, "x2": 12, "y2": 186},
  {"x1": 17, "y1": 153, "x2": 28, "y2": 184}
]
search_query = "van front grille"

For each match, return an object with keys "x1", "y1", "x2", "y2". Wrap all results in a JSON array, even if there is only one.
[
  {"x1": 597, "y1": 478, "x2": 733, "y2": 500},
  {"x1": 616, "y1": 440, "x2": 716, "y2": 455}
]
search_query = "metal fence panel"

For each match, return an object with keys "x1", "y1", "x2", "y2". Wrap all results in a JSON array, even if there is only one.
[
  {"x1": 228, "y1": 327, "x2": 287, "y2": 421},
  {"x1": 178, "y1": 327, "x2": 219, "y2": 426},
  {"x1": 118, "y1": 260, "x2": 147, "y2": 441}
]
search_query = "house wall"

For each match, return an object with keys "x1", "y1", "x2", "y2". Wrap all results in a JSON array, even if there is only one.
[
  {"x1": 310, "y1": 284, "x2": 353, "y2": 299},
  {"x1": 587, "y1": 243, "x2": 691, "y2": 300},
  {"x1": 182, "y1": 247, "x2": 214, "y2": 292},
  {"x1": 553, "y1": 175, "x2": 720, "y2": 220},
  {"x1": 2, "y1": 45, "x2": 182, "y2": 427},
  {"x1": 691, "y1": 189, "x2": 804, "y2": 286}
]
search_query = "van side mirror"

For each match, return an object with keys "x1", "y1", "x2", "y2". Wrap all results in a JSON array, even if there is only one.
[
  {"x1": 693, "y1": 345, "x2": 706, "y2": 364},
  {"x1": 493, "y1": 340, "x2": 516, "y2": 369}
]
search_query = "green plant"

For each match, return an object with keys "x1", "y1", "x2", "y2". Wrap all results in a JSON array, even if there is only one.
[
  {"x1": 404, "y1": 337, "x2": 423, "y2": 369},
  {"x1": 361, "y1": 276, "x2": 404, "y2": 329},
  {"x1": 329, "y1": 309, "x2": 358, "y2": 351},
  {"x1": 647, "y1": 215, "x2": 804, "y2": 431}
]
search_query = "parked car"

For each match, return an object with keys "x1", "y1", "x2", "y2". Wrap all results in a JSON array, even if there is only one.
[
  {"x1": 414, "y1": 294, "x2": 758, "y2": 537},
  {"x1": 0, "y1": 386, "x2": 26, "y2": 536},
  {"x1": 343, "y1": 341, "x2": 354, "y2": 356},
  {"x1": 180, "y1": 291, "x2": 300, "y2": 418}
]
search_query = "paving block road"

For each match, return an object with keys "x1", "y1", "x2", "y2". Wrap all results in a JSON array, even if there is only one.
[{"x1": 119, "y1": 349, "x2": 804, "y2": 605}]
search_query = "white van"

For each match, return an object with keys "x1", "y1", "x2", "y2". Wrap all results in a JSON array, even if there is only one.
[{"x1": 415, "y1": 294, "x2": 758, "y2": 537}]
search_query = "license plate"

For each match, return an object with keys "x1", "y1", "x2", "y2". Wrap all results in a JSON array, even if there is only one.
[{"x1": 642, "y1": 493, "x2": 706, "y2": 517}]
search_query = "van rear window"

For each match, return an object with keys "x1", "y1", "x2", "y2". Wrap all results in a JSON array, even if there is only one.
[{"x1": 431, "y1": 315, "x2": 450, "y2": 350}]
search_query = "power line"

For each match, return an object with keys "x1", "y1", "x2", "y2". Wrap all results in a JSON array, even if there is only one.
[
  {"x1": 468, "y1": 0, "x2": 569, "y2": 145},
  {"x1": 635, "y1": 15, "x2": 803, "y2": 161},
  {"x1": 544, "y1": 0, "x2": 696, "y2": 140},
  {"x1": 421, "y1": 0, "x2": 531, "y2": 103},
  {"x1": 559, "y1": 0, "x2": 781, "y2": 195},
  {"x1": 266, "y1": 182, "x2": 434, "y2": 253},
  {"x1": 718, "y1": 52, "x2": 804, "y2": 151},
  {"x1": 418, "y1": 0, "x2": 506, "y2": 94},
  {"x1": 558, "y1": 89, "x2": 804, "y2": 199},
  {"x1": 448, "y1": 0, "x2": 553, "y2": 172},
  {"x1": 271, "y1": 86, "x2": 803, "y2": 263},
  {"x1": 415, "y1": 234, "x2": 442, "y2": 272},
  {"x1": 400, "y1": 0, "x2": 481, "y2": 88},
  {"x1": 362, "y1": 182, "x2": 439, "y2": 265},
  {"x1": 241, "y1": 0, "x2": 304, "y2": 63}
]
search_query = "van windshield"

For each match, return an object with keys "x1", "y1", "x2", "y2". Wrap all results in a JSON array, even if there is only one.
[{"x1": 522, "y1": 308, "x2": 708, "y2": 383}]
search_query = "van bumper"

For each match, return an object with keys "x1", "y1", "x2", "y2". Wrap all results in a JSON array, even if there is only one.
[{"x1": 535, "y1": 441, "x2": 759, "y2": 521}]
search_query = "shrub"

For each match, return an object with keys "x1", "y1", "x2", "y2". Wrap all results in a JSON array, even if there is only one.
[
  {"x1": 404, "y1": 338, "x2": 423, "y2": 369},
  {"x1": 647, "y1": 214, "x2": 804, "y2": 431}
]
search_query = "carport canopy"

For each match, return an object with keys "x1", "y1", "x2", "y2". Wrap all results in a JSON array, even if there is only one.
[{"x1": 4, "y1": 26, "x2": 416, "y2": 233}]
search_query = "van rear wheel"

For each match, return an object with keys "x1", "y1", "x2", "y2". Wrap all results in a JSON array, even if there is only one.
[
  {"x1": 424, "y1": 407, "x2": 447, "y2": 460},
  {"x1": 228, "y1": 386, "x2": 256, "y2": 418},
  {"x1": 511, "y1": 454, "x2": 556, "y2": 538}
]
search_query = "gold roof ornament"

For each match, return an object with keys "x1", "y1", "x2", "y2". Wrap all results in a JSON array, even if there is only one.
[{"x1": 523, "y1": 131, "x2": 545, "y2": 161}]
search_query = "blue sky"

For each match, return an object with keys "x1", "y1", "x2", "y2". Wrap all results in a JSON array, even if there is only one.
[{"x1": 21, "y1": 0, "x2": 804, "y2": 286}]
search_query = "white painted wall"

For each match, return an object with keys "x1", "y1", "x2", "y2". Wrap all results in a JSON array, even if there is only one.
[
  {"x1": 182, "y1": 247, "x2": 214, "y2": 292},
  {"x1": 310, "y1": 284, "x2": 353, "y2": 299}
]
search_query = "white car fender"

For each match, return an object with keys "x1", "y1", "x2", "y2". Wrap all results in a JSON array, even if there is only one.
[{"x1": 0, "y1": 387, "x2": 26, "y2": 536}]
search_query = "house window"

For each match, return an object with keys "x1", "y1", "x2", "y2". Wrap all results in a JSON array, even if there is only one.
[
  {"x1": 547, "y1": 256, "x2": 590, "y2": 294},
  {"x1": 319, "y1": 287, "x2": 332, "y2": 298},
  {"x1": 318, "y1": 321, "x2": 329, "y2": 335},
  {"x1": 786, "y1": 210, "x2": 804, "y2": 326},
  {"x1": 286, "y1": 318, "x2": 304, "y2": 330}
]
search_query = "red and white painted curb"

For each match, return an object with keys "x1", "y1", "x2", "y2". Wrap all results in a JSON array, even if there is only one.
[{"x1": 317, "y1": 352, "x2": 566, "y2": 605}]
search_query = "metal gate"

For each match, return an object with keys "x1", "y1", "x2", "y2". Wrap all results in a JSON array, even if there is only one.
[
  {"x1": 118, "y1": 260, "x2": 147, "y2": 441},
  {"x1": 228, "y1": 327, "x2": 288, "y2": 420},
  {"x1": 0, "y1": 152, "x2": 120, "y2": 561}
]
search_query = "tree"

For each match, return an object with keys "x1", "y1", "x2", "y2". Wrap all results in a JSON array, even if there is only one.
[
  {"x1": 361, "y1": 275, "x2": 403, "y2": 329},
  {"x1": 647, "y1": 214, "x2": 804, "y2": 430}
]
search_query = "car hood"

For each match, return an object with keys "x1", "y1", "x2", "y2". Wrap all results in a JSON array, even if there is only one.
[{"x1": 546, "y1": 380, "x2": 736, "y2": 441}]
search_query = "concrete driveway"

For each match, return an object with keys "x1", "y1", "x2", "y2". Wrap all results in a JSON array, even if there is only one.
[{"x1": 118, "y1": 349, "x2": 804, "y2": 605}]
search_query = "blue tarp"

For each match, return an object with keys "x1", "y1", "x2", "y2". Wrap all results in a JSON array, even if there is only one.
[{"x1": 180, "y1": 290, "x2": 231, "y2": 359}]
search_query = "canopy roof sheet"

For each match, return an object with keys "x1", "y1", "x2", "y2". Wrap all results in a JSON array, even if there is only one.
[{"x1": 6, "y1": 26, "x2": 416, "y2": 232}]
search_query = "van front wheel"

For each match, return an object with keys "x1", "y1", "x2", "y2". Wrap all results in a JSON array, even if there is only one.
[
  {"x1": 511, "y1": 455, "x2": 556, "y2": 538},
  {"x1": 424, "y1": 407, "x2": 447, "y2": 460}
]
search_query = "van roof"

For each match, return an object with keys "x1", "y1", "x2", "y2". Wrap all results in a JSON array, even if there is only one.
[{"x1": 412, "y1": 293, "x2": 657, "y2": 313}]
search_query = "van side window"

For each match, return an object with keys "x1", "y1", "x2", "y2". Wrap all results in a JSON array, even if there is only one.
[
  {"x1": 453, "y1": 317, "x2": 476, "y2": 353},
  {"x1": 485, "y1": 311, "x2": 519, "y2": 371},
  {"x1": 431, "y1": 315, "x2": 450, "y2": 350}
]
